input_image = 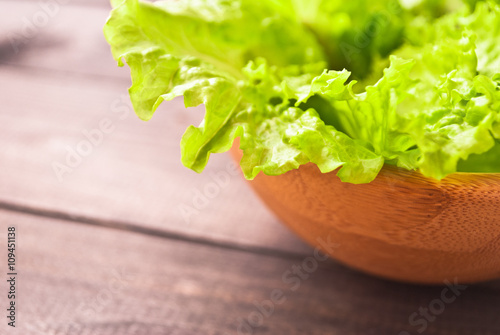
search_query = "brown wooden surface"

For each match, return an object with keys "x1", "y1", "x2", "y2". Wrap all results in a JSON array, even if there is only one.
[
  {"x1": 1, "y1": 1, "x2": 500, "y2": 334},
  {"x1": 2, "y1": 212, "x2": 500, "y2": 335}
]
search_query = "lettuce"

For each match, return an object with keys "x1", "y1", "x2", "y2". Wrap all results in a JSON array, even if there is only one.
[{"x1": 104, "y1": 0, "x2": 500, "y2": 183}]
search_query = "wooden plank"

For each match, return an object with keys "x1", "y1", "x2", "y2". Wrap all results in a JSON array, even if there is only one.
[
  {"x1": 2, "y1": 211, "x2": 500, "y2": 335},
  {"x1": 0, "y1": 1, "x2": 125, "y2": 78},
  {"x1": 0, "y1": 65, "x2": 312, "y2": 255}
]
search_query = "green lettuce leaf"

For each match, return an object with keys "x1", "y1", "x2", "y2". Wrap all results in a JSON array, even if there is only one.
[
  {"x1": 393, "y1": 1, "x2": 500, "y2": 178},
  {"x1": 289, "y1": 0, "x2": 408, "y2": 79}
]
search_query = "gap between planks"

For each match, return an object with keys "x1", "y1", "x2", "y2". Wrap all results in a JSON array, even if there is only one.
[{"x1": 0, "y1": 200, "x2": 310, "y2": 261}]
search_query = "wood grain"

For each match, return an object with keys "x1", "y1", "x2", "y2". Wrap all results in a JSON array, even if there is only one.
[{"x1": 2, "y1": 211, "x2": 500, "y2": 335}]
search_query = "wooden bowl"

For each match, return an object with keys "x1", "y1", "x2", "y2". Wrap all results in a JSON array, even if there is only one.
[{"x1": 231, "y1": 149, "x2": 500, "y2": 284}]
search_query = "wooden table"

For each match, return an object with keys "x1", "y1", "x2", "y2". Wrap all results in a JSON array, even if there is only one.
[{"x1": 1, "y1": 1, "x2": 499, "y2": 334}]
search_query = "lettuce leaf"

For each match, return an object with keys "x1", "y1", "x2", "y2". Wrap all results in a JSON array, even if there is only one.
[
  {"x1": 104, "y1": 0, "x2": 500, "y2": 183},
  {"x1": 393, "y1": 1, "x2": 500, "y2": 178}
]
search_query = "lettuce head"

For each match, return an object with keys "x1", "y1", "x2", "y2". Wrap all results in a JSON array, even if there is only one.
[{"x1": 104, "y1": 0, "x2": 500, "y2": 183}]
